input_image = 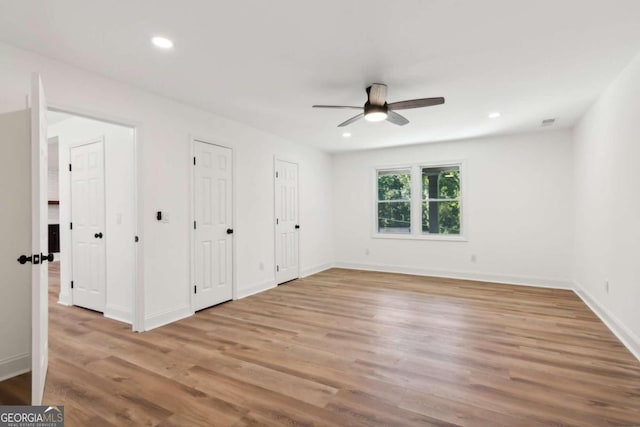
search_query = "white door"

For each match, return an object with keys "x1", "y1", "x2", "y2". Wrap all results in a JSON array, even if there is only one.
[
  {"x1": 0, "y1": 75, "x2": 51, "y2": 405},
  {"x1": 70, "y1": 138, "x2": 106, "y2": 312},
  {"x1": 31, "y1": 74, "x2": 49, "y2": 405},
  {"x1": 193, "y1": 141, "x2": 233, "y2": 311},
  {"x1": 0, "y1": 109, "x2": 33, "y2": 400},
  {"x1": 275, "y1": 159, "x2": 299, "y2": 284}
]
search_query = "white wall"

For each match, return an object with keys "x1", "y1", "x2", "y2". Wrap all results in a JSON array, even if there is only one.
[
  {"x1": 49, "y1": 116, "x2": 135, "y2": 324},
  {"x1": 0, "y1": 41, "x2": 333, "y2": 330},
  {"x1": 572, "y1": 53, "x2": 640, "y2": 358},
  {"x1": 332, "y1": 130, "x2": 574, "y2": 288}
]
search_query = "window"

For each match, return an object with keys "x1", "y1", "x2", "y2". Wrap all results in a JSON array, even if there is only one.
[
  {"x1": 377, "y1": 169, "x2": 411, "y2": 234},
  {"x1": 375, "y1": 163, "x2": 463, "y2": 239},
  {"x1": 421, "y1": 166, "x2": 461, "y2": 235}
]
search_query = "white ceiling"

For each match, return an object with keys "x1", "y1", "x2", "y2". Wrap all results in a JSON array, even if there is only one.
[{"x1": 1, "y1": 1, "x2": 640, "y2": 152}]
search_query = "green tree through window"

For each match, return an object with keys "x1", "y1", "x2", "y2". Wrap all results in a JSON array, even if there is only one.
[
  {"x1": 376, "y1": 164, "x2": 461, "y2": 237},
  {"x1": 422, "y1": 167, "x2": 460, "y2": 234},
  {"x1": 377, "y1": 169, "x2": 411, "y2": 233}
]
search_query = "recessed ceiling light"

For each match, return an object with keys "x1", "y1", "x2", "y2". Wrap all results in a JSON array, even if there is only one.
[
  {"x1": 488, "y1": 112, "x2": 501, "y2": 119},
  {"x1": 151, "y1": 36, "x2": 174, "y2": 49},
  {"x1": 342, "y1": 132, "x2": 352, "y2": 138}
]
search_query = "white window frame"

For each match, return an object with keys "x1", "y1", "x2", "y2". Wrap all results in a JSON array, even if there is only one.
[{"x1": 372, "y1": 161, "x2": 467, "y2": 241}]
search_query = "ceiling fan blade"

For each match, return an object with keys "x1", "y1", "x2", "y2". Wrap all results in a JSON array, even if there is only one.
[
  {"x1": 386, "y1": 110, "x2": 409, "y2": 126},
  {"x1": 312, "y1": 105, "x2": 362, "y2": 110},
  {"x1": 367, "y1": 83, "x2": 388, "y2": 106},
  {"x1": 387, "y1": 97, "x2": 445, "y2": 110},
  {"x1": 338, "y1": 113, "x2": 364, "y2": 127}
]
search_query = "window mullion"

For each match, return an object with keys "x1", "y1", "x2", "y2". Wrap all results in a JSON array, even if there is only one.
[{"x1": 411, "y1": 165, "x2": 421, "y2": 235}]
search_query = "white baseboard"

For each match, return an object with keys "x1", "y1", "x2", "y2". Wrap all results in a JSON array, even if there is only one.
[
  {"x1": 573, "y1": 281, "x2": 640, "y2": 362},
  {"x1": 334, "y1": 261, "x2": 572, "y2": 289},
  {"x1": 301, "y1": 262, "x2": 334, "y2": 278},
  {"x1": 233, "y1": 264, "x2": 333, "y2": 301},
  {"x1": 144, "y1": 306, "x2": 192, "y2": 331},
  {"x1": 57, "y1": 292, "x2": 72, "y2": 306},
  {"x1": 236, "y1": 279, "x2": 276, "y2": 300},
  {"x1": 105, "y1": 304, "x2": 132, "y2": 325},
  {"x1": 0, "y1": 353, "x2": 30, "y2": 382}
]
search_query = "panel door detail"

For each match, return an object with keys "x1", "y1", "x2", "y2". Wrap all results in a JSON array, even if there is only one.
[
  {"x1": 275, "y1": 159, "x2": 299, "y2": 284},
  {"x1": 70, "y1": 139, "x2": 106, "y2": 312},
  {"x1": 194, "y1": 141, "x2": 233, "y2": 310}
]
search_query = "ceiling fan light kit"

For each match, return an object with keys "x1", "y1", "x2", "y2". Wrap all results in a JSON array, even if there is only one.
[
  {"x1": 313, "y1": 83, "x2": 444, "y2": 128},
  {"x1": 364, "y1": 103, "x2": 388, "y2": 122}
]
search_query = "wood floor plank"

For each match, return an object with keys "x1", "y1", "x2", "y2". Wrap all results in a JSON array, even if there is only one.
[
  {"x1": 42, "y1": 264, "x2": 640, "y2": 426},
  {"x1": 0, "y1": 371, "x2": 30, "y2": 405}
]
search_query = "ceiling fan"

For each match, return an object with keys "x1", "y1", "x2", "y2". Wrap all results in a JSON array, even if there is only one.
[{"x1": 312, "y1": 83, "x2": 445, "y2": 127}]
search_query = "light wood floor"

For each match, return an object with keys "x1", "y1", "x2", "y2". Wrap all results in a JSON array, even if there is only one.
[
  {"x1": 43, "y1": 264, "x2": 640, "y2": 426},
  {"x1": 0, "y1": 371, "x2": 30, "y2": 405}
]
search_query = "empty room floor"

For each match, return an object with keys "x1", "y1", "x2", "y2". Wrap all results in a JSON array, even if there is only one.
[{"x1": 45, "y1": 265, "x2": 640, "y2": 426}]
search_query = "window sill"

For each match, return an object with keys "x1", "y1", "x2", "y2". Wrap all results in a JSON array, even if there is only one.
[{"x1": 372, "y1": 233, "x2": 467, "y2": 242}]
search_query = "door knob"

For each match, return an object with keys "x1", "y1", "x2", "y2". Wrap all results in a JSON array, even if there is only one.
[
  {"x1": 40, "y1": 253, "x2": 54, "y2": 263},
  {"x1": 94, "y1": 232, "x2": 103, "y2": 239},
  {"x1": 295, "y1": 224, "x2": 300, "y2": 229},
  {"x1": 17, "y1": 255, "x2": 33, "y2": 264},
  {"x1": 226, "y1": 228, "x2": 234, "y2": 234}
]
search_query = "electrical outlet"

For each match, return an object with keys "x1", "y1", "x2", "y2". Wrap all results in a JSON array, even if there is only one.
[{"x1": 470, "y1": 254, "x2": 477, "y2": 262}]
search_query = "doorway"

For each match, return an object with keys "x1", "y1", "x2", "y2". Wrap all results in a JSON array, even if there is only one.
[
  {"x1": 191, "y1": 139, "x2": 234, "y2": 311},
  {"x1": 48, "y1": 110, "x2": 138, "y2": 327},
  {"x1": 274, "y1": 158, "x2": 300, "y2": 285}
]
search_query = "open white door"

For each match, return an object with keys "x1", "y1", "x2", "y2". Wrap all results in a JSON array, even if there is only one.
[
  {"x1": 275, "y1": 159, "x2": 300, "y2": 284},
  {"x1": 0, "y1": 110, "x2": 31, "y2": 398},
  {"x1": 31, "y1": 73, "x2": 49, "y2": 405}
]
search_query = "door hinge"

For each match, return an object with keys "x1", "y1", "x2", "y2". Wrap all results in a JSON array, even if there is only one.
[
  {"x1": 69, "y1": 163, "x2": 72, "y2": 172},
  {"x1": 194, "y1": 285, "x2": 197, "y2": 294},
  {"x1": 276, "y1": 265, "x2": 280, "y2": 272},
  {"x1": 276, "y1": 218, "x2": 279, "y2": 225},
  {"x1": 193, "y1": 221, "x2": 197, "y2": 229},
  {"x1": 193, "y1": 157, "x2": 196, "y2": 166},
  {"x1": 70, "y1": 222, "x2": 73, "y2": 230},
  {"x1": 134, "y1": 235, "x2": 139, "y2": 243},
  {"x1": 71, "y1": 281, "x2": 74, "y2": 289},
  {"x1": 275, "y1": 171, "x2": 279, "y2": 178}
]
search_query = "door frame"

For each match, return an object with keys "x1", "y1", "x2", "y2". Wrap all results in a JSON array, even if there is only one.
[
  {"x1": 189, "y1": 135, "x2": 237, "y2": 312},
  {"x1": 273, "y1": 156, "x2": 301, "y2": 284},
  {"x1": 48, "y1": 103, "x2": 144, "y2": 332}
]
